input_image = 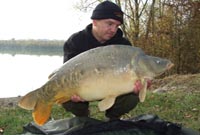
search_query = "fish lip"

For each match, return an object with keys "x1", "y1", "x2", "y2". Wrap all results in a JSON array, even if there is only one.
[{"x1": 167, "y1": 63, "x2": 174, "y2": 70}]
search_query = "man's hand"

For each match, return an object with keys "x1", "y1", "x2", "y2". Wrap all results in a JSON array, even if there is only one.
[
  {"x1": 71, "y1": 94, "x2": 85, "y2": 102},
  {"x1": 133, "y1": 79, "x2": 152, "y2": 94},
  {"x1": 133, "y1": 80, "x2": 143, "y2": 94}
]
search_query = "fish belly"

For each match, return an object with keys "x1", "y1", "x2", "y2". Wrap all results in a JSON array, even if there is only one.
[{"x1": 77, "y1": 71, "x2": 138, "y2": 101}]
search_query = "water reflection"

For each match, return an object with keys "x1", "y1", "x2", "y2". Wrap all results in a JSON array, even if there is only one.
[{"x1": 0, "y1": 54, "x2": 63, "y2": 98}]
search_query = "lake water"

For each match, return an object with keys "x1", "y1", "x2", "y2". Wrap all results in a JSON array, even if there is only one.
[{"x1": 0, "y1": 53, "x2": 63, "y2": 98}]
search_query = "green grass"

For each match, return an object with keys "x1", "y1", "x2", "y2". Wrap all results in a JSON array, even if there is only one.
[{"x1": 0, "y1": 90, "x2": 199, "y2": 134}]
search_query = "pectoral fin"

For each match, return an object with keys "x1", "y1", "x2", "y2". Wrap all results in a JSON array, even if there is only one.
[
  {"x1": 139, "y1": 79, "x2": 148, "y2": 102},
  {"x1": 98, "y1": 96, "x2": 116, "y2": 111}
]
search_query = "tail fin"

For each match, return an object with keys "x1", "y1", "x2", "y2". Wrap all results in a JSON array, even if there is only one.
[
  {"x1": 18, "y1": 88, "x2": 53, "y2": 125},
  {"x1": 18, "y1": 89, "x2": 39, "y2": 110},
  {"x1": 33, "y1": 101, "x2": 53, "y2": 125}
]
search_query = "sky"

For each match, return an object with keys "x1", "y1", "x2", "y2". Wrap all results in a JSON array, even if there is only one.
[{"x1": 0, "y1": 0, "x2": 92, "y2": 40}]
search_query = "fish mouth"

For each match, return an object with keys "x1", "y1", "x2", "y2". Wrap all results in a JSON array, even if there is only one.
[
  {"x1": 159, "y1": 62, "x2": 174, "y2": 76},
  {"x1": 152, "y1": 62, "x2": 174, "y2": 78},
  {"x1": 167, "y1": 62, "x2": 174, "y2": 70}
]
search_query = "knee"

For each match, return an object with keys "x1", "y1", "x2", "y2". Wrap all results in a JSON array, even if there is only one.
[{"x1": 62, "y1": 101, "x2": 89, "y2": 117}]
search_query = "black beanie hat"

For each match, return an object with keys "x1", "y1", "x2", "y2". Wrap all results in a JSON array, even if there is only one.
[{"x1": 91, "y1": 1, "x2": 123, "y2": 24}]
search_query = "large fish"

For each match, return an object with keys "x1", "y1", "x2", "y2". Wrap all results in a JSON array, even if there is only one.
[{"x1": 18, "y1": 45, "x2": 174, "y2": 125}]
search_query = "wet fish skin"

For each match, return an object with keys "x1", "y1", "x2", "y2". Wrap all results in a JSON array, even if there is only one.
[{"x1": 18, "y1": 45, "x2": 173, "y2": 125}]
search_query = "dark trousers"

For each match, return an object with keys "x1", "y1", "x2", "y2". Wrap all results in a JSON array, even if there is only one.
[{"x1": 62, "y1": 93, "x2": 139, "y2": 119}]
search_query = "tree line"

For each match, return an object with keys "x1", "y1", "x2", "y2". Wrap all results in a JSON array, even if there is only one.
[
  {"x1": 0, "y1": 39, "x2": 64, "y2": 56},
  {"x1": 120, "y1": 0, "x2": 200, "y2": 74}
]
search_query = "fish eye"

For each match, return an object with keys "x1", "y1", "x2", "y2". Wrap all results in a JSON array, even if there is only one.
[{"x1": 156, "y1": 60, "x2": 161, "y2": 64}]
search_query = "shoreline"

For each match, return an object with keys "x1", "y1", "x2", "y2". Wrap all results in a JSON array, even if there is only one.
[{"x1": 0, "y1": 96, "x2": 21, "y2": 108}]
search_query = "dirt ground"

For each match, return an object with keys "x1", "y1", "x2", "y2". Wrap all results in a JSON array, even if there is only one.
[{"x1": 0, "y1": 73, "x2": 199, "y2": 108}]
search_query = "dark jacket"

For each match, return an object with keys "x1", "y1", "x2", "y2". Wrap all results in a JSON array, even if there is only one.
[{"x1": 63, "y1": 24, "x2": 131, "y2": 63}]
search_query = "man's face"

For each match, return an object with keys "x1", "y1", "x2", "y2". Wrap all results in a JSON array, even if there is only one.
[{"x1": 92, "y1": 19, "x2": 121, "y2": 43}]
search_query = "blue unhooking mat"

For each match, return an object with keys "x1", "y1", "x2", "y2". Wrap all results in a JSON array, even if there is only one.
[{"x1": 20, "y1": 114, "x2": 200, "y2": 135}]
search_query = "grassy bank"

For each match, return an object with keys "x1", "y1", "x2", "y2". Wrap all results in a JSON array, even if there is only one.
[{"x1": 0, "y1": 90, "x2": 199, "y2": 135}]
